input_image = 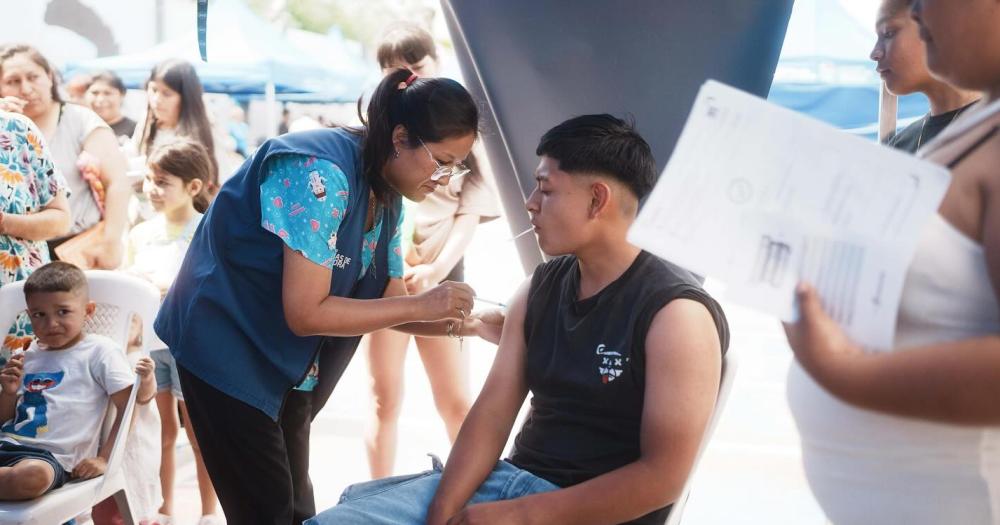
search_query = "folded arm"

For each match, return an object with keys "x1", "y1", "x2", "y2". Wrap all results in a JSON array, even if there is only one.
[
  {"x1": 0, "y1": 192, "x2": 71, "y2": 241},
  {"x1": 84, "y1": 127, "x2": 129, "y2": 269}
]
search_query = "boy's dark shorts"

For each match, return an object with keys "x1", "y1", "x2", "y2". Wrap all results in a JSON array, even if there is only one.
[{"x1": 0, "y1": 440, "x2": 69, "y2": 493}]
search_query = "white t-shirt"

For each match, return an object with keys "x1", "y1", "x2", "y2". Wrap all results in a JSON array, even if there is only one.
[
  {"x1": 127, "y1": 213, "x2": 202, "y2": 350},
  {"x1": 51, "y1": 104, "x2": 111, "y2": 234},
  {"x1": 126, "y1": 213, "x2": 202, "y2": 291},
  {"x1": 0, "y1": 334, "x2": 134, "y2": 471}
]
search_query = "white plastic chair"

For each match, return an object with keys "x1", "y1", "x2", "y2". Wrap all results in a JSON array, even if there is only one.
[
  {"x1": 663, "y1": 352, "x2": 738, "y2": 525},
  {"x1": 0, "y1": 270, "x2": 160, "y2": 525}
]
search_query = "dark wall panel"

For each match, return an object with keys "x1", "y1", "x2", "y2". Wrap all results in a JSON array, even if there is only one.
[{"x1": 443, "y1": 0, "x2": 794, "y2": 271}]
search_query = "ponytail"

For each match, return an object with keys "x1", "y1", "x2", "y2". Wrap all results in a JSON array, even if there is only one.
[{"x1": 354, "y1": 68, "x2": 479, "y2": 204}]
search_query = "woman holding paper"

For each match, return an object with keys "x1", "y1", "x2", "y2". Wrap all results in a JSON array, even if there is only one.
[
  {"x1": 785, "y1": 0, "x2": 1000, "y2": 523},
  {"x1": 870, "y1": 0, "x2": 980, "y2": 152}
]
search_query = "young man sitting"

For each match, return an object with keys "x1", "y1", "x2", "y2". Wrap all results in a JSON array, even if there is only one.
[
  {"x1": 308, "y1": 114, "x2": 729, "y2": 525},
  {"x1": 0, "y1": 262, "x2": 156, "y2": 500}
]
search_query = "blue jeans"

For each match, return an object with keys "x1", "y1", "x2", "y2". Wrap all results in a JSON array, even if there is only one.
[{"x1": 306, "y1": 456, "x2": 559, "y2": 524}]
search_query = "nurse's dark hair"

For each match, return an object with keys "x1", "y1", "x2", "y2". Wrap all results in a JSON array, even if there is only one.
[
  {"x1": 536, "y1": 114, "x2": 656, "y2": 201},
  {"x1": 355, "y1": 68, "x2": 479, "y2": 204}
]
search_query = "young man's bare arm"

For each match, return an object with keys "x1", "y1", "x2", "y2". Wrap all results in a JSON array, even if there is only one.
[
  {"x1": 447, "y1": 298, "x2": 722, "y2": 525},
  {"x1": 425, "y1": 280, "x2": 533, "y2": 525}
]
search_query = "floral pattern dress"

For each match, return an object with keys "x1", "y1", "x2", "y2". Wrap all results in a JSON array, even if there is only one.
[{"x1": 0, "y1": 112, "x2": 68, "y2": 360}]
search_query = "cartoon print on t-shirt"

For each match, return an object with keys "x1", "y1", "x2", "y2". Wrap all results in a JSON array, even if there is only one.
[{"x1": 1, "y1": 371, "x2": 64, "y2": 437}]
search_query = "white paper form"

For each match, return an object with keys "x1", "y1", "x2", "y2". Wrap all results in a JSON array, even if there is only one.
[{"x1": 628, "y1": 80, "x2": 951, "y2": 349}]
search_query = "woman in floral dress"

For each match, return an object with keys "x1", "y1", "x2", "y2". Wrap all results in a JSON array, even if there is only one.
[{"x1": 0, "y1": 110, "x2": 70, "y2": 359}]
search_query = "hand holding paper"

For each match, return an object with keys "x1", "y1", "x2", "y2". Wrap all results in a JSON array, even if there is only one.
[{"x1": 629, "y1": 80, "x2": 951, "y2": 349}]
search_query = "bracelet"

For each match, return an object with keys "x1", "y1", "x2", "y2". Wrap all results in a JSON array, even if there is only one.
[{"x1": 447, "y1": 309, "x2": 466, "y2": 348}]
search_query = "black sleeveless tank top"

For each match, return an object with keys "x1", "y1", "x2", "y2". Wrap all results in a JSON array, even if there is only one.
[{"x1": 508, "y1": 251, "x2": 729, "y2": 524}]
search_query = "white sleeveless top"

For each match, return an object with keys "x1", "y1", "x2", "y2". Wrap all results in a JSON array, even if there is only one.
[{"x1": 788, "y1": 101, "x2": 1000, "y2": 524}]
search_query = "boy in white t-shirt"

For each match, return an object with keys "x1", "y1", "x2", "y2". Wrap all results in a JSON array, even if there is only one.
[{"x1": 0, "y1": 262, "x2": 156, "y2": 500}]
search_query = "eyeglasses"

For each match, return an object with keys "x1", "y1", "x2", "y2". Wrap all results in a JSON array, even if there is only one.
[{"x1": 420, "y1": 139, "x2": 471, "y2": 182}]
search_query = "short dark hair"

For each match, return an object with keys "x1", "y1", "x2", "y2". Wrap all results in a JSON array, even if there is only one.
[
  {"x1": 23, "y1": 262, "x2": 88, "y2": 297},
  {"x1": 536, "y1": 114, "x2": 656, "y2": 201}
]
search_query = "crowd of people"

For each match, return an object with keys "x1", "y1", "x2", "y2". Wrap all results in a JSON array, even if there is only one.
[
  {"x1": 0, "y1": 40, "x2": 226, "y2": 524},
  {"x1": 1, "y1": 0, "x2": 999, "y2": 524}
]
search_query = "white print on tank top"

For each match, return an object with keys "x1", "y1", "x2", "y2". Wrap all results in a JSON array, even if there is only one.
[{"x1": 596, "y1": 344, "x2": 628, "y2": 384}]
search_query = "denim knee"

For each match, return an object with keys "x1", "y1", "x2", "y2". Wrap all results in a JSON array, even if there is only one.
[{"x1": 338, "y1": 469, "x2": 438, "y2": 504}]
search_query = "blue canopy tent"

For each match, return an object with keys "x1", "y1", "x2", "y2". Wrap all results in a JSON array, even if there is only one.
[
  {"x1": 63, "y1": 0, "x2": 368, "y2": 133},
  {"x1": 767, "y1": 0, "x2": 929, "y2": 138},
  {"x1": 277, "y1": 27, "x2": 376, "y2": 103},
  {"x1": 64, "y1": 0, "x2": 344, "y2": 95}
]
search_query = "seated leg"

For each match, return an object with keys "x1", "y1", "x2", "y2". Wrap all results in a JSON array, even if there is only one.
[
  {"x1": 306, "y1": 470, "x2": 442, "y2": 525},
  {"x1": 307, "y1": 460, "x2": 560, "y2": 525},
  {"x1": 0, "y1": 460, "x2": 57, "y2": 500}
]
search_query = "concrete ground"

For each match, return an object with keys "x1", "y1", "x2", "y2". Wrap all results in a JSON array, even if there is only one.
[{"x1": 167, "y1": 214, "x2": 829, "y2": 524}]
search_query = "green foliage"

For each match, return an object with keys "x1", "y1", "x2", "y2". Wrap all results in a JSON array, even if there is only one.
[{"x1": 246, "y1": 0, "x2": 439, "y2": 47}]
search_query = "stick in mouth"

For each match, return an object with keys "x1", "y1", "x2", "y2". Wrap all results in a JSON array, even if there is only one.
[{"x1": 507, "y1": 228, "x2": 535, "y2": 242}]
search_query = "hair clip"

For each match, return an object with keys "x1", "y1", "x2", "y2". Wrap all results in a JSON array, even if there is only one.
[{"x1": 397, "y1": 73, "x2": 418, "y2": 90}]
